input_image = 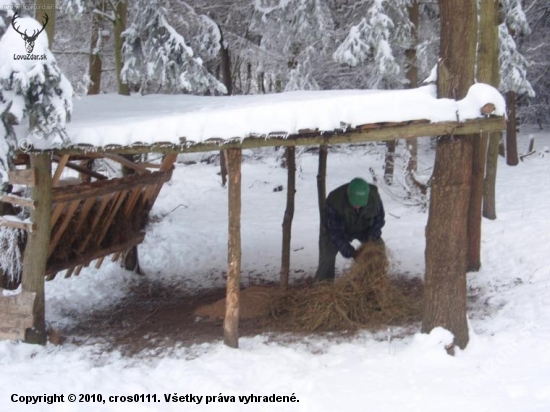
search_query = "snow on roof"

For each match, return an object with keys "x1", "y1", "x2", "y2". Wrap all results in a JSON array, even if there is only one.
[{"x1": 23, "y1": 83, "x2": 505, "y2": 150}]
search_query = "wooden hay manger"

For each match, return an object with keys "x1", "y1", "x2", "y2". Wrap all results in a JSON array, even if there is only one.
[{"x1": 271, "y1": 241, "x2": 422, "y2": 332}]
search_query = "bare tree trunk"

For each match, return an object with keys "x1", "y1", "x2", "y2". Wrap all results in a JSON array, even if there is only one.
[
  {"x1": 114, "y1": 1, "x2": 129, "y2": 96},
  {"x1": 423, "y1": 0, "x2": 478, "y2": 351},
  {"x1": 219, "y1": 24, "x2": 232, "y2": 96},
  {"x1": 483, "y1": 132, "x2": 500, "y2": 219},
  {"x1": 405, "y1": 0, "x2": 419, "y2": 173},
  {"x1": 87, "y1": 1, "x2": 104, "y2": 95},
  {"x1": 35, "y1": 0, "x2": 56, "y2": 48},
  {"x1": 224, "y1": 149, "x2": 242, "y2": 348},
  {"x1": 506, "y1": 91, "x2": 519, "y2": 166},
  {"x1": 468, "y1": 0, "x2": 499, "y2": 272},
  {"x1": 384, "y1": 141, "x2": 396, "y2": 184},
  {"x1": 317, "y1": 145, "x2": 328, "y2": 234},
  {"x1": 280, "y1": 146, "x2": 296, "y2": 289},
  {"x1": 22, "y1": 154, "x2": 52, "y2": 345},
  {"x1": 120, "y1": 155, "x2": 142, "y2": 274}
]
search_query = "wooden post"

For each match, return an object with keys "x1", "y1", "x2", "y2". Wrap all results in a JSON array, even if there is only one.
[
  {"x1": 280, "y1": 146, "x2": 296, "y2": 289},
  {"x1": 22, "y1": 154, "x2": 52, "y2": 345},
  {"x1": 317, "y1": 145, "x2": 328, "y2": 231},
  {"x1": 224, "y1": 148, "x2": 242, "y2": 348}
]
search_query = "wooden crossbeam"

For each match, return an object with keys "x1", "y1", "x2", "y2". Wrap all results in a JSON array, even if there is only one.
[
  {"x1": 52, "y1": 155, "x2": 70, "y2": 187},
  {"x1": 0, "y1": 216, "x2": 35, "y2": 231},
  {"x1": 52, "y1": 155, "x2": 107, "y2": 181}
]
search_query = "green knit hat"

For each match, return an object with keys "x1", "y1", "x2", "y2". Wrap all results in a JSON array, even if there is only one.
[{"x1": 348, "y1": 178, "x2": 370, "y2": 207}]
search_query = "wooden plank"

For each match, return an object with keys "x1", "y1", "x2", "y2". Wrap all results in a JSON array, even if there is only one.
[
  {"x1": 74, "y1": 265, "x2": 83, "y2": 276},
  {"x1": 52, "y1": 155, "x2": 107, "y2": 180},
  {"x1": 111, "y1": 252, "x2": 121, "y2": 262},
  {"x1": 45, "y1": 234, "x2": 145, "y2": 276},
  {"x1": 52, "y1": 169, "x2": 172, "y2": 204},
  {"x1": 0, "y1": 290, "x2": 36, "y2": 315},
  {"x1": 73, "y1": 197, "x2": 96, "y2": 234},
  {"x1": 48, "y1": 200, "x2": 81, "y2": 257},
  {"x1": 0, "y1": 195, "x2": 35, "y2": 209},
  {"x1": 0, "y1": 216, "x2": 35, "y2": 231},
  {"x1": 50, "y1": 117, "x2": 506, "y2": 156},
  {"x1": 9, "y1": 169, "x2": 37, "y2": 186},
  {"x1": 52, "y1": 155, "x2": 70, "y2": 187}
]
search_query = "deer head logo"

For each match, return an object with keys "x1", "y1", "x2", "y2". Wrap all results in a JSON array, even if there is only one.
[{"x1": 11, "y1": 11, "x2": 49, "y2": 54}]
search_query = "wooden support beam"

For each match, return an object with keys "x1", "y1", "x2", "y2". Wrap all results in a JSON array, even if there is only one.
[
  {"x1": 52, "y1": 154, "x2": 70, "y2": 186},
  {"x1": 21, "y1": 154, "x2": 51, "y2": 345},
  {"x1": 224, "y1": 148, "x2": 242, "y2": 348},
  {"x1": 48, "y1": 200, "x2": 81, "y2": 257},
  {"x1": 52, "y1": 155, "x2": 107, "y2": 180},
  {"x1": 280, "y1": 146, "x2": 295, "y2": 289},
  {"x1": 49, "y1": 117, "x2": 506, "y2": 157},
  {"x1": 86, "y1": 153, "x2": 151, "y2": 174},
  {"x1": 45, "y1": 234, "x2": 145, "y2": 277}
]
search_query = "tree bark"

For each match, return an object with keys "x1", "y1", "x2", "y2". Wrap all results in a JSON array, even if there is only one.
[
  {"x1": 224, "y1": 148, "x2": 242, "y2": 348},
  {"x1": 317, "y1": 145, "x2": 328, "y2": 233},
  {"x1": 468, "y1": 0, "x2": 499, "y2": 272},
  {"x1": 35, "y1": 0, "x2": 56, "y2": 48},
  {"x1": 422, "y1": 0, "x2": 477, "y2": 351},
  {"x1": 87, "y1": 1, "x2": 105, "y2": 95},
  {"x1": 384, "y1": 140, "x2": 396, "y2": 185},
  {"x1": 114, "y1": 1, "x2": 130, "y2": 96},
  {"x1": 506, "y1": 91, "x2": 519, "y2": 165},
  {"x1": 405, "y1": 0, "x2": 419, "y2": 174},
  {"x1": 280, "y1": 146, "x2": 296, "y2": 289},
  {"x1": 483, "y1": 132, "x2": 500, "y2": 219},
  {"x1": 22, "y1": 154, "x2": 52, "y2": 345}
]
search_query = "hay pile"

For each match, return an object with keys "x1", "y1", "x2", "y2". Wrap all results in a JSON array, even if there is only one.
[{"x1": 272, "y1": 241, "x2": 420, "y2": 332}]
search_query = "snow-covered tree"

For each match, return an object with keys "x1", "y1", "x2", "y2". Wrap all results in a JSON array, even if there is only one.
[
  {"x1": 499, "y1": 0, "x2": 534, "y2": 96},
  {"x1": 333, "y1": 0, "x2": 412, "y2": 89},
  {"x1": 0, "y1": 14, "x2": 72, "y2": 192},
  {"x1": 250, "y1": 0, "x2": 335, "y2": 91},
  {"x1": 121, "y1": 0, "x2": 225, "y2": 94}
]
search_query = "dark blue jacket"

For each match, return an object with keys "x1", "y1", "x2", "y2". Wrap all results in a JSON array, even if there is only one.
[{"x1": 325, "y1": 183, "x2": 385, "y2": 258}]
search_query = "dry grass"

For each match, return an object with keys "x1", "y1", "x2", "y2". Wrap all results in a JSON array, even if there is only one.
[{"x1": 271, "y1": 241, "x2": 421, "y2": 332}]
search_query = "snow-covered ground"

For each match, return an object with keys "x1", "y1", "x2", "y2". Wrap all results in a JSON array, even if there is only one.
[{"x1": 1, "y1": 128, "x2": 549, "y2": 411}]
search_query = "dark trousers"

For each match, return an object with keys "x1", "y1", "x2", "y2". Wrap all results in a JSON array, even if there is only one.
[{"x1": 315, "y1": 233, "x2": 340, "y2": 282}]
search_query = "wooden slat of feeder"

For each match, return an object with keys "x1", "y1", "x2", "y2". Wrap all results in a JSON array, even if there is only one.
[
  {"x1": 73, "y1": 197, "x2": 96, "y2": 234},
  {"x1": 45, "y1": 271, "x2": 57, "y2": 281},
  {"x1": 111, "y1": 252, "x2": 121, "y2": 262},
  {"x1": 52, "y1": 155, "x2": 70, "y2": 187},
  {"x1": 124, "y1": 186, "x2": 144, "y2": 215},
  {"x1": 50, "y1": 203, "x2": 66, "y2": 229},
  {"x1": 77, "y1": 194, "x2": 113, "y2": 254},
  {"x1": 142, "y1": 154, "x2": 178, "y2": 205},
  {"x1": 9, "y1": 169, "x2": 37, "y2": 186},
  {"x1": 94, "y1": 190, "x2": 129, "y2": 248},
  {"x1": 95, "y1": 257, "x2": 105, "y2": 269},
  {"x1": 74, "y1": 265, "x2": 83, "y2": 276},
  {"x1": 0, "y1": 194, "x2": 35, "y2": 209},
  {"x1": 52, "y1": 169, "x2": 172, "y2": 204},
  {"x1": 0, "y1": 290, "x2": 35, "y2": 341},
  {"x1": 52, "y1": 155, "x2": 107, "y2": 181},
  {"x1": 48, "y1": 200, "x2": 81, "y2": 257},
  {"x1": 46, "y1": 234, "x2": 145, "y2": 277},
  {"x1": 64, "y1": 267, "x2": 75, "y2": 278}
]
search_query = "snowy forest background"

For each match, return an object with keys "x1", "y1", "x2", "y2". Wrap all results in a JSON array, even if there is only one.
[{"x1": 0, "y1": 0, "x2": 548, "y2": 127}]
